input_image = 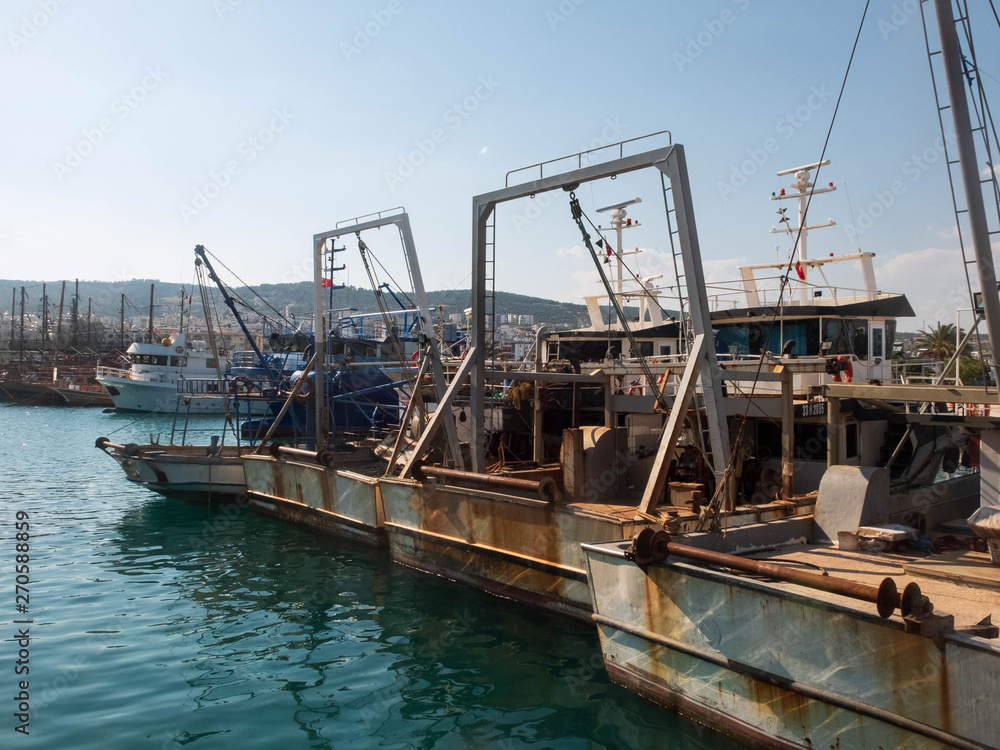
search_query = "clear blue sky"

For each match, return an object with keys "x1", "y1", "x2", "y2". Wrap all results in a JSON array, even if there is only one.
[{"x1": 2, "y1": 0, "x2": 999, "y2": 330}]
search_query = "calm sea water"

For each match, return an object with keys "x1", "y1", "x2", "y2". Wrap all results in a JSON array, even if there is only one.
[{"x1": 0, "y1": 405, "x2": 743, "y2": 749}]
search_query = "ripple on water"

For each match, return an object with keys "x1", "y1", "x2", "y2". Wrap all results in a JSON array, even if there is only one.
[{"x1": 1, "y1": 407, "x2": 742, "y2": 750}]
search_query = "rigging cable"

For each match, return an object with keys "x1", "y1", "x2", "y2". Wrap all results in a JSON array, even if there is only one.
[
  {"x1": 203, "y1": 247, "x2": 293, "y2": 329},
  {"x1": 356, "y1": 234, "x2": 418, "y2": 393},
  {"x1": 567, "y1": 192, "x2": 667, "y2": 410},
  {"x1": 698, "y1": 0, "x2": 872, "y2": 531}
]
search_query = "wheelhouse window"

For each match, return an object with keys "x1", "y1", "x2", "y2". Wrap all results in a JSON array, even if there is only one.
[
  {"x1": 823, "y1": 319, "x2": 869, "y2": 361},
  {"x1": 714, "y1": 319, "x2": 818, "y2": 356},
  {"x1": 633, "y1": 341, "x2": 653, "y2": 358},
  {"x1": 130, "y1": 354, "x2": 169, "y2": 366}
]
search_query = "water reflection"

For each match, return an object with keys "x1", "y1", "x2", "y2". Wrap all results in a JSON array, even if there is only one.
[{"x1": 109, "y1": 494, "x2": 739, "y2": 749}]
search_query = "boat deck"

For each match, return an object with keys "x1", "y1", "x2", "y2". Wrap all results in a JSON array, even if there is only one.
[{"x1": 743, "y1": 544, "x2": 1000, "y2": 632}]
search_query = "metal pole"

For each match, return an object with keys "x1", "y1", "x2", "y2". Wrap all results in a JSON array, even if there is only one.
[
  {"x1": 18, "y1": 287, "x2": 25, "y2": 368},
  {"x1": 313, "y1": 237, "x2": 327, "y2": 450},
  {"x1": 533, "y1": 325, "x2": 548, "y2": 463},
  {"x1": 934, "y1": 0, "x2": 1000, "y2": 381},
  {"x1": 9, "y1": 288, "x2": 15, "y2": 349},
  {"x1": 415, "y1": 464, "x2": 558, "y2": 501},
  {"x1": 56, "y1": 281, "x2": 65, "y2": 349},
  {"x1": 71, "y1": 278, "x2": 79, "y2": 348},
  {"x1": 662, "y1": 538, "x2": 901, "y2": 619},
  {"x1": 147, "y1": 283, "x2": 154, "y2": 341},
  {"x1": 781, "y1": 367, "x2": 795, "y2": 499},
  {"x1": 41, "y1": 283, "x2": 48, "y2": 348}
]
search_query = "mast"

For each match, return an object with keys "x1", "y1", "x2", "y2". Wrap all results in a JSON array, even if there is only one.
[
  {"x1": 86, "y1": 298, "x2": 92, "y2": 346},
  {"x1": 770, "y1": 162, "x2": 836, "y2": 305},
  {"x1": 120, "y1": 293, "x2": 125, "y2": 349},
  {"x1": 178, "y1": 286, "x2": 186, "y2": 334},
  {"x1": 596, "y1": 197, "x2": 643, "y2": 330},
  {"x1": 41, "y1": 284, "x2": 48, "y2": 349},
  {"x1": 56, "y1": 281, "x2": 65, "y2": 349},
  {"x1": 9, "y1": 288, "x2": 15, "y2": 349},
  {"x1": 70, "y1": 278, "x2": 79, "y2": 348},
  {"x1": 193, "y1": 246, "x2": 277, "y2": 379},
  {"x1": 147, "y1": 283, "x2": 155, "y2": 341},
  {"x1": 18, "y1": 286, "x2": 25, "y2": 368},
  {"x1": 933, "y1": 0, "x2": 1000, "y2": 380}
]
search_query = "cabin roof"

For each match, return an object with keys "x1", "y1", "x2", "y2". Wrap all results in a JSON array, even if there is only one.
[{"x1": 710, "y1": 294, "x2": 914, "y2": 322}]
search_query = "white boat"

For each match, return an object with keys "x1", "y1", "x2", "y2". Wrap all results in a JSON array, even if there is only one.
[
  {"x1": 95, "y1": 333, "x2": 271, "y2": 415},
  {"x1": 96, "y1": 436, "x2": 247, "y2": 499}
]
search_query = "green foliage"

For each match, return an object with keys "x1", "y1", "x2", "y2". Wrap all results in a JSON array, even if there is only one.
[
  {"x1": 915, "y1": 322, "x2": 958, "y2": 360},
  {"x1": 958, "y1": 356, "x2": 989, "y2": 385}
]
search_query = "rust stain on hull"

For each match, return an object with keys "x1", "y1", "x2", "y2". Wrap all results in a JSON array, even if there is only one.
[
  {"x1": 250, "y1": 493, "x2": 385, "y2": 548},
  {"x1": 380, "y1": 479, "x2": 648, "y2": 618}
]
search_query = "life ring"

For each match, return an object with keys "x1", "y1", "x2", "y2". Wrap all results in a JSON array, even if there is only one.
[
  {"x1": 411, "y1": 350, "x2": 420, "y2": 365},
  {"x1": 294, "y1": 374, "x2": 314, "y2": 402},
  {"x1": 175, "y1": 346, "x2": 184, "y2": 354},
  {"x1": 827, "y1": 355, "x2": 853, "y2": 383},
  {"x1": 229, "y1": 375, "x2": 254, "y2": 395}
]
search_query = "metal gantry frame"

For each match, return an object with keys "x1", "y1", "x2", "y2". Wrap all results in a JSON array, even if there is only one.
[
  {"x1": 311, "y1": 209, "x2": 463, "y2": 466},
  {"x1": 467, "y1": 140, "x2": 731, "y2": 485}
]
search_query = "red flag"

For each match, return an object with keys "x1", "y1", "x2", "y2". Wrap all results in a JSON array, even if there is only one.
[
  {"x1": 795, "y1": 261, "x2": 805, "y2": 280},
  {"x1": 321, "y1": 278, "x2": 332, "y2": 288}
]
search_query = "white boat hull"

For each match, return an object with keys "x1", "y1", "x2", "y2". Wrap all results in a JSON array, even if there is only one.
[
  {"x1": 97, "y1": 376, "x2": 269, "y2": 415},
  {"x1": 101, "y1": 442, "x2": 247, "y2": 498}
]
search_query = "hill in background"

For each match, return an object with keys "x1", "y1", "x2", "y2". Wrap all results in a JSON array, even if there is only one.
[{"x1": 0, "y1": 278, "x2": 595, "y2": 333}]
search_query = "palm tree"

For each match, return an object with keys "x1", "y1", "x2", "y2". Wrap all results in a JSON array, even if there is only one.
[{"x1": 915, "y1": 322, "x2": 958, "y2": 360}]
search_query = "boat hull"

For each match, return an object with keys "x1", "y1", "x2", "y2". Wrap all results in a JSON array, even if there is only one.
[
  {"x1": 242, "y1": 454, "x2": 384, "y2": 547},
  {"x1": 0, "y1": 381, "x2": 63, "y2": 406},
  {"x1": 379, "y1": 477, "x2": 648, "y2": 621},
  {"x1": 97, "y1": 375, "x2": 268, "y2": 415},
  {"x1": 51, "y1": 385, "x2": 114, "y2": 407},
  {"x1": 583, "y1": 539, "x2": 1000, "y2": 750},
  {"x1": 103, "y1": 443, "x2": 247, "y2": 499}
]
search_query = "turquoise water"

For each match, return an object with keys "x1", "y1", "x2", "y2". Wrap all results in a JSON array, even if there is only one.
[{"x1": 0, "y1": 406, "x2": 743, "y2": 749}]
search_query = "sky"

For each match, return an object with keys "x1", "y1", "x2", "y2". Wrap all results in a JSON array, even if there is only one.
[{"x1": 2, "y1": 0, "x2": 1000, "y2": 331}]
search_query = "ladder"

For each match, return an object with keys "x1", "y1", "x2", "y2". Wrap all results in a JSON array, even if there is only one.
[
  {"x1": 660, "y1": 171, "x2": 693, "y2": 355},
  {"x1": 690, "y1": 390, "x2": 716, "y2": 471},
  {"x1": 920, "y1": 0, "x2": 1000, "y2": 339}
]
